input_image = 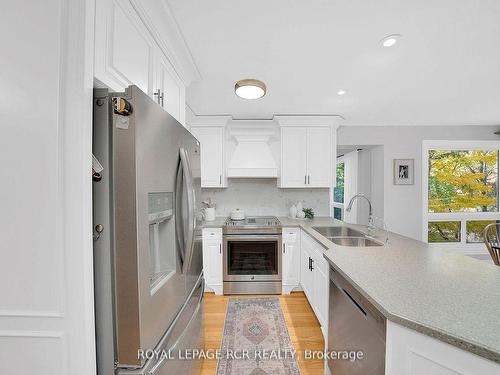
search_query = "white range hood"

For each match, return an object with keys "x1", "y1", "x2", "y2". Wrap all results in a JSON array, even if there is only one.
[{"x1": 227, "y1": 124, "x2": 278, "y2": 178}]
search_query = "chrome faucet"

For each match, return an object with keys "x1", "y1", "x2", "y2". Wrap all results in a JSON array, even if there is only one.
[{"x1": 345, "y1": 194, "x2": 376, "y2": 235}]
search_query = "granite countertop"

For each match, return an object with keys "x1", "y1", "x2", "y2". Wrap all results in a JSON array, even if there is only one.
[
  {"x1": 201, "y1": 217, "x2": 227, "y2": 228},
  {"x1": 201, "y1": 215, "x2": 500, "y2": 362},
  {"x1": 279, "y1": 216, "x2": 500, "y2": 364}
]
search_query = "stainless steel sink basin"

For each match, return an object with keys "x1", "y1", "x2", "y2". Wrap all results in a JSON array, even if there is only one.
[
  {"x1": 312, "y1": 226, "x2": 366, "y2": 238},
  {"x1": 327, "y1": 236, "x2": 383, "y2": 247}
]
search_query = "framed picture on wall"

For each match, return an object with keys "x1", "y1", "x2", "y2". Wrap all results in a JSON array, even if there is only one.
[{"x1": 394, "y1": 159, "x2": 414, "y2": 185}]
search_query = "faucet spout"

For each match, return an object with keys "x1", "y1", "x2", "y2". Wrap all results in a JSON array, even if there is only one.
[
  {"x1": 346, "y1": 194, "x2": 375, "y2": 233},
  {"x1": 346, "y1": 194, "x2": 373, "y2": 217}
]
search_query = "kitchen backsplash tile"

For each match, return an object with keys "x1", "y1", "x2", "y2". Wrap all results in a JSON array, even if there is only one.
[{"x1": 201, "y1": 178, "x2": 330, "y2": 216}]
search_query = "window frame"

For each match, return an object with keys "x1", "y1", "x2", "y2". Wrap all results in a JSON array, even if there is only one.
[
  {"x1": 422, "y1": 140, "x2": 500, "y2": 254},
  {"x1": 332, "y1": 157, "x2": 345, "y2": 220}
]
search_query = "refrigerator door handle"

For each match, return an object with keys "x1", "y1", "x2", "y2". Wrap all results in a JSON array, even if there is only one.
[
  {"x1": 178, "y1": 148, "x2": 196, "y2": 275},
  {"x1": 175, "y1": 158, "x2": 186, "y2": 268}
]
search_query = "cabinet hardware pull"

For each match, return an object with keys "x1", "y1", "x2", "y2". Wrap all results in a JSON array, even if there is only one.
[
  {"x1": 220, "y1": 175, "x2": 222, "y2": 185},
  {"x1": 160, "y1": 91, "x2": 164, "y2": 107},
  {"x1": 308, "y1": 175, "x2": 310, "y2": 184},
  {"x1": 283, "y1": 243, "x2": 286, "y2": 254},
  {"x1": 153, "y1": 89, "x2": 161, "y2": 104},
  {"x1": 304, "y1": 175, "x2": 307, "y2": 184},
  {"x1": 219, "y1": 244, "x2": 222, "y2": 254},
  {"x1": 308, "y1": 257, "x2": 311, "y2": 271},
  {"x1": 310, "y1": 258, "x2": 314, "y2": 271}
]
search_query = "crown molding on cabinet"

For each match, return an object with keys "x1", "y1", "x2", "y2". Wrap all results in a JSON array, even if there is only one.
[
  {"x1": 188, "y1": 112, "x2": 344, "y2": 129},
  {"x1": 186, "y1": 108, "x2": 231, "y2": 127},
  {"x1": 274, "y1": 115, "x2": 343, "y2": 128},
  {"x1": 129, "y1": 0, "x2": 202, "y2": 86}
]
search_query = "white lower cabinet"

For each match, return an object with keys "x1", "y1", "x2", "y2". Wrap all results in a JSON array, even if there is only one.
[
  {"x1": 300, "y1": 244, "x2": 314, "y2": 299},
  {"x1": 202, "y1": 228, "x2": 223, "y2": 295},
  {"x1": 282, "y1": 228, "x2": 301, "y2": 294},
  {"x1": 300, "y1": 230, "x2": 329, "y2": 338},
  {"x1": 313, "y1": 264, "x2": 329, "y2": 337},
  {"x1": 386, "y1": 321, "x2": 500, "y2": 375}
]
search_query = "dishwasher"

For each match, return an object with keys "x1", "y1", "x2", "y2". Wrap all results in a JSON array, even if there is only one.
[{"x1": 328, "y1": 266, "x2": 386, "y2": 375}]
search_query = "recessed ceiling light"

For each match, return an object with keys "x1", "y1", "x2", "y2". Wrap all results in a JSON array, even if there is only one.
[
  {"x1": 337, "y1": 89, "x2": 347, "y2": 96},
  {"x1": 382, "y1": 34, "x2": 401, "y2": 47},
  {"x1": 235, "y1": 79, "x2": 267, "y2": 99}
]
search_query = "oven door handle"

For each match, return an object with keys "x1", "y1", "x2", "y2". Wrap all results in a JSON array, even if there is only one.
[{"x1": 223, "y1": 234, "x2": 282, "y2": 241}]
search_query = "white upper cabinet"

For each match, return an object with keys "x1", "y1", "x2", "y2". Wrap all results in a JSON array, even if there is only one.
[
  {"x1": 154, "y1": 53, "x2": 185, "y2": 124},
  {"x1": 95, "y1": 0, "x2": 155, "y2": 95},
  {"x1": 306, "y1": 127, "x2": 332, "y2": 187},
  {"x1": 281, "y1": 127, "x2": 308, "y2": 187},
  {"x1": 95, "y1": 0, "x2": 199, "y2": 125},
  {"x1": 277, "y1": 116, "x2": 338, "y2": 188},
  {"x1": 190, "y1": 127, "x2": 226, "y2": 188}
]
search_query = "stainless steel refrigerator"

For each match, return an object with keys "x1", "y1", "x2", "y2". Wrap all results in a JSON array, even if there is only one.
[{"x1": 92, "y1": 86, "x2": 204, "y2": 375}]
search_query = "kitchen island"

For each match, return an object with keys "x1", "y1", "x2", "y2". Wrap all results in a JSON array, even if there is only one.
[{"x1": 281, "y1": 216, "x2": 500, "y2": 371}]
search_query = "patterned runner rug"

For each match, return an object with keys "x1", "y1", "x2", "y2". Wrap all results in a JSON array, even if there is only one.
[{"x1": 216, "y1": 297, "x2": 301, "y2": 375}]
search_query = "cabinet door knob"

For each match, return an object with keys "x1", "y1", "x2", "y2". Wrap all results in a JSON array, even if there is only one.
[{"x1": 93, "y1": 224, "x2": 104, "y2": 241}]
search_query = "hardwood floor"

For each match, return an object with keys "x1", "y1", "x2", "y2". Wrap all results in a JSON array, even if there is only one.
[{"x1": 201, "y1": 291, "x2": 325, "y2": 375}]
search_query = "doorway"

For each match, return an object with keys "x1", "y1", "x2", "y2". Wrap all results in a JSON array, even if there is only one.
[{"x1": 332, "y1": 145, "x2": 384, "y2": 225}]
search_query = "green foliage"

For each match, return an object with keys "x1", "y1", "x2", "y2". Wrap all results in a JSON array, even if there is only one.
[
  {"x1": 428, "y1": 150, "x2": 497, "y2": 213},
  {"x1": 428, "y1": 150, "x2": 498, "y2": 242},
  {"x1": 303, "y1": 208, "x2": 315, "y2": 219},
  {"x1": 466, "y1": 220, "x2": 496, "y2": 243},
  {"x1": 334, "y1": 162, "x2": 345, "y2": 203},
  {"x1": 428, "y1": 221, "x2": 460, "y2": 243}
]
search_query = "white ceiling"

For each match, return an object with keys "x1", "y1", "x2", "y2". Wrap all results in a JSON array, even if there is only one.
[{"x1": 167, "y1": 0, "x2": 500, "y2": 125}]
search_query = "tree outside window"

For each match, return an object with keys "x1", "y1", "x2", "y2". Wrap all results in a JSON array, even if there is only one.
[
  {"x1": 333, "y1": 161, "x2": 345, "y2": 220},
  {"x1": 427, "y1": 149, "x2": 499, "y2": 244}
]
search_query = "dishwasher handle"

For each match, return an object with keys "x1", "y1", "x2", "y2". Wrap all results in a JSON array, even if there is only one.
[
  {"x1": 341, "y1": 287, "x2": 367, "y2": 317},
  {"x1": 330, "y1": 266, "x2": 386, "y2": 334}
]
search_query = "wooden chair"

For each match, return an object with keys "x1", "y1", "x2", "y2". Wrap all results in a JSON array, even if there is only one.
[{"x1": 483, "y1": 223, "x2": 500, "y2": 266}]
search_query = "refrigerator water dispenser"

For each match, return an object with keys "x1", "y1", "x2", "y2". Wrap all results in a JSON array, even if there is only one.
[{"x1": 148, "y1": 192, "x2": 174, "y2": 292}]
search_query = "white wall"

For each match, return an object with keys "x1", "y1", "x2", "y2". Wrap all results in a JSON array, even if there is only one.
[
  {"x1": 202, "y1": 179, "x2": 331, "y2": 217},
  {"x1": 338, "y1": 125, "x2": 499, "y2": 240},
  {"x1": 356, "y1": 147, "x2": 385, "y2": 225},
  {"x1": 0, "y1": 1, "x2": 96, "y2": 374}
]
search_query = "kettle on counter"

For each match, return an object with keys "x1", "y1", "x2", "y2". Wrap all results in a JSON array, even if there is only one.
[{"x1": 230, "y1": 208, "x2": 245, "y2": 220}]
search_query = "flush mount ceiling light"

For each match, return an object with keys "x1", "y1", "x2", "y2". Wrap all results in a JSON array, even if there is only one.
[
  {"x1": 235, "y1": 79, "x2": 267, "y2": 99},
  {"x1": 381, "y1": 34, "x2": 402, "y2": 47},
  {"x1": 337, "y1": 89, "x2": 347, "y2": 96}
]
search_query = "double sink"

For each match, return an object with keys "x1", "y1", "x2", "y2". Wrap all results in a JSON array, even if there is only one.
[{"x1": 312, "y1": 226, "x2": 383, "y2": 247}]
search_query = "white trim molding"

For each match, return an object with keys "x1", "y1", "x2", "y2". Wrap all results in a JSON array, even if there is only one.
[
  {"x1": 274, "y1": 115, "x2": 343, "y2": 128},
  {"x1": 130, "y1": 0, "x2": 202, "y2": 86}
]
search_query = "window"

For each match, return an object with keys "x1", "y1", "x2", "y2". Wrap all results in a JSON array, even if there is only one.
[
  {"x1": 333, "y1": 161, "x2": 345, "y2": 220},
  {"x1": 423, "y1": 141, "x2": 500, "y2": 250}
]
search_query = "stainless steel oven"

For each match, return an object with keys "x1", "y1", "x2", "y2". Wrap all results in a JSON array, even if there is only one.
[{"x1": 223, "y1": 217, "x2": 282, "y2": 294}]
